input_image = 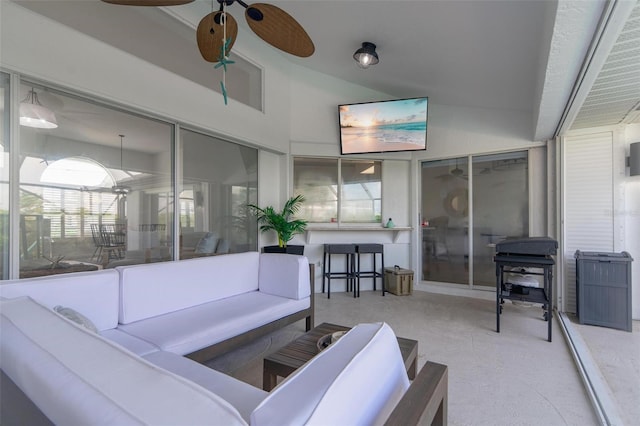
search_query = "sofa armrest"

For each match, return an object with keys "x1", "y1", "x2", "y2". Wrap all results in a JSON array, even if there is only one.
[
  {"x1": 384, "y1": 361, "x2": 448, "y2": 426},
  {"x1": 258, "y1": 254, "x2": 311, "y2": 300}
]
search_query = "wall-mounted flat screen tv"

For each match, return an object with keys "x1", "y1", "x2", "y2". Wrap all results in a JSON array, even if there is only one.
[{"x1": 339, "y1": 97, "x2": 428, "y2": 155}]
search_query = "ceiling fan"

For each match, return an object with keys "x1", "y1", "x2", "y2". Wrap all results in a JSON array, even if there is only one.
[
  {"x1": 436, "y1": 159, "x2": 468, "y2": 181},
  {"x1": 198, "y1": 0, "x2": 314, "y2": 62},
  {"x1": 101, "y1": 0, "x2": 315, "y2": 61}
]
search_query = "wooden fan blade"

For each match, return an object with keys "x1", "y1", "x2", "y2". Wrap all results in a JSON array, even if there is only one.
[
  {"x1": 101, "y1": 0, "x2": 195, "y2": 5},
  {"x1": 245, "y1": 3, "x2": 314, "y2": 58},
  {"x1": 197, "y1": 11, "x2": 238, "y2": 63}
]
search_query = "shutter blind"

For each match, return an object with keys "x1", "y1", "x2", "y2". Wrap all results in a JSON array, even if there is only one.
[{"x1": 563, "y1": 132, "x2": 614, "y2": 313}]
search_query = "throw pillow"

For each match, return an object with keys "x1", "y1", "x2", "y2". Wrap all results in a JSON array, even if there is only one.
[
  {"x1": 53, "y1": 305, "x2": 99, "y2": 333},
  {"x1": 215, "y1": 239, "x2": 230, "y2": 254},
  {"x1": 195, "y1": 232, "x2": 219, "y2": 254}
]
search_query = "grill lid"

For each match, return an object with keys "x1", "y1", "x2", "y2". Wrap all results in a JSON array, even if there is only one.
[{"x1": 495, "y1": 237, "x2": 558, "y2": 256}]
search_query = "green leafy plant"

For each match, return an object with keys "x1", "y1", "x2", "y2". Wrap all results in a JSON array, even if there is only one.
[{"x1": 247, "y1": 195, "x2": 307, "y2": 248}]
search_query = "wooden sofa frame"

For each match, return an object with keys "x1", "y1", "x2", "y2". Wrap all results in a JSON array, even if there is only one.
[{"x1": 1, "y1": 360, "x2": 448, "y2": 426}]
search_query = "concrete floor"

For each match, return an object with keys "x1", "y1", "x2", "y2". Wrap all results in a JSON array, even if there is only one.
[
  {"x1": 207, "y1": 290, "x2": 637, "y2": 425},
  {"x1": 563, "y1": 315, "x2": 640, "y2": 426}
]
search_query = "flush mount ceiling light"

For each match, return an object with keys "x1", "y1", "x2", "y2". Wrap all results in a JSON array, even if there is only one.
[
  {"x1": 353, "y1": 42, "x2": 379, "y2": 69},
  {"x1": 20, "y1": 88, "x2": 58, "y2": 129}
]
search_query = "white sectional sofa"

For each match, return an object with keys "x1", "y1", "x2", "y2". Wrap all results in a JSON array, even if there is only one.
[
  {"x1": 0, "y1": 252, "x2": 448, "y2": 425},
  {"x1": 0, "y1": 252, "x2": 313, "y2": 360},
  {"x1": 116, "y1": 252, "x2": 313, "y2": 361}
]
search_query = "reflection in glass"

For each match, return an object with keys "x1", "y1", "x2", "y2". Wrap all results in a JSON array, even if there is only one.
[
  {"x1": 0, "y1": 73, "x2": 9, "y2": 279},
  {"x1": 472, "y1": 152, "x2": 529, "y2": 286},
  {"x1": 341, "y1": 160, "x2": 381, "y2": 223},
  {"x1": 18, "y1": 82, "x2": 174, "y2": 276},
  {"x1": 421, "y1": 158, "x2": 469, "y2": 285},
  {"x1": 294, "y1": 158, "x2": 338, "y2": 223},
  {"x1": 421, "y1": 153, "x2": 530, "y2": 288},
  {"x1": 179, "y1": 129, "x2": 257, "y2": 258}
]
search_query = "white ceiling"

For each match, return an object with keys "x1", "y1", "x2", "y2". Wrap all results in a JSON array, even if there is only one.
[{"x1": 13, "y1": 0, "x2": 640, "y2": 150}]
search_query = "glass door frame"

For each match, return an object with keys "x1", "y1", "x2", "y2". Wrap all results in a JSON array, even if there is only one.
[{"x1": 414, "y1": 150, "x2": 533, "y2": 292}]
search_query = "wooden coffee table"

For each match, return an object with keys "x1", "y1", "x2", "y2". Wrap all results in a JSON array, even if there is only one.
[{"x1": 263, "y1": 322, "x2": 418, "y2": 391}]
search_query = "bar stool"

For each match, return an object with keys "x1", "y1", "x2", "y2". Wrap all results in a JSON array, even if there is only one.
[
  {"x1": 322, "y1": 244, "x2": 357, "y2": 298},
  {"x1": 355, "y1": 244, "x2": 385, "y2": 297}
]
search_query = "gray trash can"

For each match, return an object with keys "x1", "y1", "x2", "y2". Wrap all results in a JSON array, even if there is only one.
[{"x1": 575, "y1": 251, "x2": 633, "y2": 332}]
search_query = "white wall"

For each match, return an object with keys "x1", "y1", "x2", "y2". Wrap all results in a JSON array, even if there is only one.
[
  {"x1": 623, "y1": 124, "x2": 640, "y2": 319},
  {"x1": 561, "y1": 124, "x2": 638, "y2": 319}
]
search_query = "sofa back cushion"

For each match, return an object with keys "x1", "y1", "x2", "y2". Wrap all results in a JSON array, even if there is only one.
[
  {"x1": 117, "y1": 252, "x2": 260, "y2": 324},
  {"x1": 0, "y1": 297, "x2": 247, "y2": 426},
  {"x1": 0, "y1": 269, "x2": 119, "y2": 331},
  {"x1": 258, "y1": 254, "x2": 310, "y2": 300},
  {"x1": 250, "y1": 322, "x2": 409, "y2": 426}
]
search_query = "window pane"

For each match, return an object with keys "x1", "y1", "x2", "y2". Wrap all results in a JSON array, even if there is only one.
[
  {"x1": 294, "y1": 158, "x2": 338, "y2": 223},
  {"x1": 421, "y1": 158, "x2": 469, "y2": 285},
  {"x1": 18, "y1": 83, "x2": 174, "y2": 277},
  {"x1": 472, "y1": 151, "x2": 529, "y2": 287},
  {"x1": 0, "y1": 72, "x2": 9, "y2": 279},
  {"x1": 341, "y1": 160, "x2": 381, "y2": 223},
  {"x1": 179, "y1": 129, "x2": 258, "y2": 258}
]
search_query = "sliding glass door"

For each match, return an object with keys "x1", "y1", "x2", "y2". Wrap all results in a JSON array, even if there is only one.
[
  {"x1": 421, "y1": 152, "x2": 529, "y2": 288},
  {"x1": 421, "y1": 158, "x2": 470, "y2": 285},
  {"x1": 2, "y1": 74, "x2": 261, "y2": 279},
  {"x1": 472, "y1": 152, "x2": 529, "y2": 287},
  {"x1": 179, "y1": 129, "x2": 258, "y2": 258},
  {"x1": 0, "y1": 73, "x2": 9, "y2": 280},
  {"x1": 18, "y1": 82, "x2": 174, "y2": 275}
]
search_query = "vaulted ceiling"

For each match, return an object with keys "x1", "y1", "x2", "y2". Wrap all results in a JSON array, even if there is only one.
[{"x1": 12, "y1": 0, "x2": 640, "y2": 144}]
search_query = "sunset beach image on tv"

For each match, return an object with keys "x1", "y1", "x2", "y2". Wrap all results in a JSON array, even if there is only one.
[{"x1": 339, "y1": 97, "x2": 428, "y2": 154}]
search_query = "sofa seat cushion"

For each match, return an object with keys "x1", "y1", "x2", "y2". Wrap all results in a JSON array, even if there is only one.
[
  {"x1": 119, "y1": 291, "x2": 310, "y2": 355},
  {"x1": 0, "y1": 269, "x2": 119, "y2": 331},
  {"x1": 117, "y1": 252, "x2": 261, "y2": 324},
  {"x1": 251, "y1": 322, "x2": 409, "y2": 426},
  {"x1": 143, "y1": 351, "x2": 268, "y2": 423},
  {"x1": 0, "y1": 297, "x2": 247, "y2": 426},
  {"x1": 100, "y1": 328, "x2": 159, "y2": 356}
]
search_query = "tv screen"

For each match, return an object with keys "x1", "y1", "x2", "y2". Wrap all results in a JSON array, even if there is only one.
[{"x1": 339, "y1": 97, "x2": 428, "y2": 155}]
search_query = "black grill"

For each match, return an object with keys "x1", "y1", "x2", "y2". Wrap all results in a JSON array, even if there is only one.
[
  {"x1": 495, "y1": 236, "x2": 558, "y2": 257},
  {"x1": 493, "y1": 236, "x2": 557, "y2": 342}
]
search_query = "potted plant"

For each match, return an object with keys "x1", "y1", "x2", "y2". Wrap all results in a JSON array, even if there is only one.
[{"x1": 247, "y1": 195, "x2": 308, "y2": 255}]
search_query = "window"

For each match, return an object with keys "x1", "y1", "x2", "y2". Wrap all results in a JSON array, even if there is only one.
[
  {"x1": 0, "y1": 72, "x2": 9, "y2": 279},
  {"x1": 341, "y1": 160, "x2": 382, "y2": 222},
  {"x1": 18, "y1": 82, "x2": 174, "y2": 276},
  {"x1": 3, "y1": 76, "x2": 261, "y2": 279},
  {"x1": 294, "y1": 157, "x2": 382, "y2": 223},
  {"x1": 179, "y1": 128, "x2": 258, "y2": 258}
]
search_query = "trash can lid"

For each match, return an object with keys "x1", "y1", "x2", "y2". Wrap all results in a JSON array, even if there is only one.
[{"x1": 574, "y1": 250, "x2": 633, "y2": 261}]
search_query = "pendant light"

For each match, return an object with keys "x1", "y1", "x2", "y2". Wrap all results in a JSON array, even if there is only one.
[
  {"x1": 112, "y1": 134, "x2": 131, "y2": 195},
  {"x1": 20, "y1": 88, "x2": 58, "y2": 129}
]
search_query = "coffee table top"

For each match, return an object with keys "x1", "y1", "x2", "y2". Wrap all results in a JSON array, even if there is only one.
[{"x1": 264, "y1": 322, "x2": 417, "y2": 373}]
